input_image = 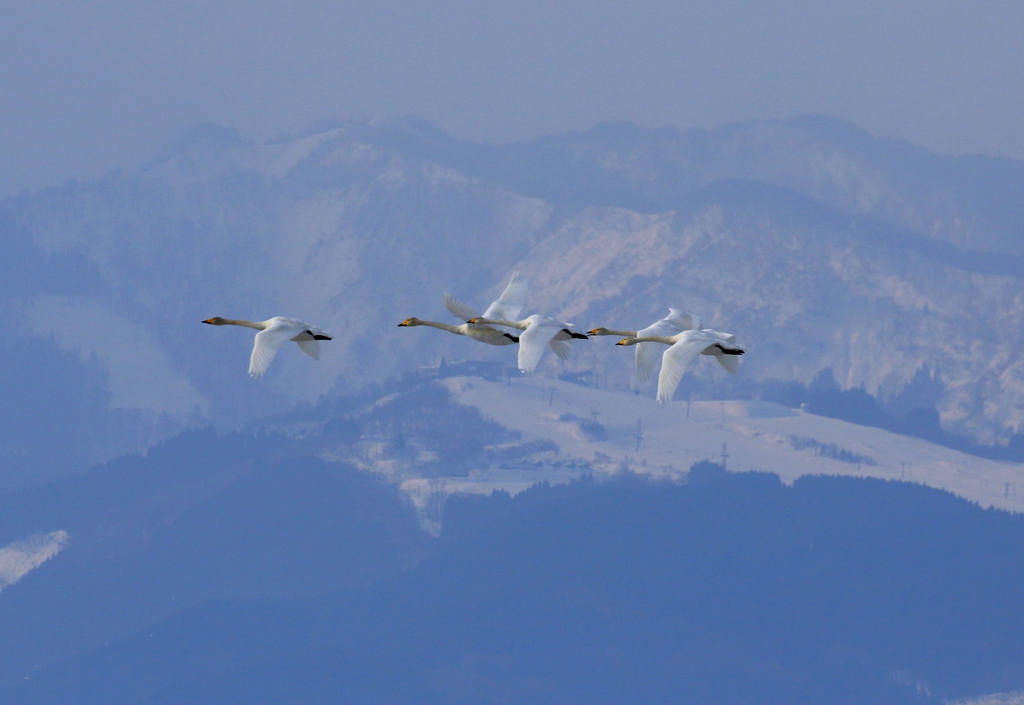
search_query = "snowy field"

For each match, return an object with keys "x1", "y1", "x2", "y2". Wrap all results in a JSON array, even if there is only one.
[{"x1": 400, "y1": 376, "x2": 1024, "y2": 516}]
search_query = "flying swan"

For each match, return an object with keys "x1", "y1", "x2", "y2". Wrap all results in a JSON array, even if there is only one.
[
  {"x1": 588, "y1": 308, "x2": 699, "y2": 381},
  {"x1": 468, "y1": 314, "x2": 588, "y2": 374},
  {"x1": 616, "y1": 328, "x2": 745, "y2": 403},
  {"x1": 203, "y1": 317, "x2": 333, "y2": 378},
  {"x1": 398, "y1": 271, "x2": 529, "y2": 346}
]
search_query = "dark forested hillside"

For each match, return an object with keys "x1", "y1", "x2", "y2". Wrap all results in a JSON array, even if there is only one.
[
  {"x1": 0, "y1": 427, "x2": 431, "y2": 686},
  {"x1": 9, "y1": 468, "x2": 1024, "y2": 705}
]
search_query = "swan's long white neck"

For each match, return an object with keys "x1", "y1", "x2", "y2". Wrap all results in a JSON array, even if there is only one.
[
  {"x1": 624, "y1": 335, "x2": 676, "y2": 345},
  {"x1": 215, "y1": 318, "x2": 269, "y2": 331},
  {"x1": 472, "y1": 317, "x2": 528, "y2": 330},
  {"x1": 414, "y1": 319, "x2": 466, "y2": 335}
]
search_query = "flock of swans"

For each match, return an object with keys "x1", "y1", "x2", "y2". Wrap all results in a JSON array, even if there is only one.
[{"x1": 204, "y1": 271, "x2": 745, "y2": 404}]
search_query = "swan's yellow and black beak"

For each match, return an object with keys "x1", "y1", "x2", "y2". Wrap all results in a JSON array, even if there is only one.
[
  {"x1": 202, "y1": 318, "x2": 215, "y2": 324},
  {"x1": 467, "y1": 317, "x2": 480, "y2": 324},
  {"x1": 615, "y1": 338, "x2": 629, "y2": 345},
  {"x1": 587, "y1": 329, "x2": 599, "y2": 336},
  {"x1": 398, "y1": 319, "x2": 411, "y2": 327}
]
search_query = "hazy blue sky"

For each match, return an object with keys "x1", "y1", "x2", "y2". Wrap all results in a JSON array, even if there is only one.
[{"x1": 2, "y1": 0, "x2": 1023, "y2": 196}]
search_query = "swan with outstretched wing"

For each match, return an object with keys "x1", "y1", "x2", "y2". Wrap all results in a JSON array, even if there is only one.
[
  {"x1": 399, "y1": 271, "x2": 528, "y2": 346},
  {"x1": 469, "y1": 314, "x2": 588, "y2": 374},
  {"x1": 203, "y1": 316, "x2": 332, "y2": 378},
  {"x1": 616, "y1": 328, "x2": 745, "y2": 402},
  {"x1": 589, "y1": 308, "x2": 699, "y2": 380}
]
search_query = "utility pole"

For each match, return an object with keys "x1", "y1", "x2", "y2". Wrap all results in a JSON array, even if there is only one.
[
  {"x1": 548, "y1": 387, "x2": 556, "y2": 407},
  {"x1": 634, "y1": 418, "x2": 643, "y2": 452}
]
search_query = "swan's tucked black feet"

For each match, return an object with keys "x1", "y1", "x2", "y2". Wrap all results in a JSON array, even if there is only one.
[
  {"x1": 313, "y1": 335, "x2": 332, "y2": 340},
  {"x1": 503, "y1": 333, "x2": 520, "y2": 342},
  {"x1": 713, "y1": 344, "x2": 743, "y2": 355}
]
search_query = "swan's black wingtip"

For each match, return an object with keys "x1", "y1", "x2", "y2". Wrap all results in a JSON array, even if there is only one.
[
  {"x1": 570, "y1": 332, "x2": 589, "y2": 340},
  {"x1": 313, "y1": 335, "x2": 332, "y2": 340}
]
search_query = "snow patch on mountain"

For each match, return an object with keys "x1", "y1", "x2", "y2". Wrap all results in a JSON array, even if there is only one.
[
  {"x1": 439, "y1": 376, "x2": 1024, "y2": 514},
  {"x1": 12, "y1": 295, "x2": 208, "y2": 415},
  {"x1": 0, "y1": 530, "x2": 68, "y2": 592}
]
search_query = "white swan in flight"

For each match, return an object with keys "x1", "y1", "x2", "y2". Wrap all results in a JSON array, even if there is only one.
[
  {"x1": 203, "y1": 316, "x2": 332, "y2": 378},
  {"x1": 616, "y1": 329, "x2": 744, "y2": 403},
  {"x1": 468, "y1": 314, "x2": 588, "y2": 374},
  {"x1": 588, "y1": 308, "x2": 699, "y2": 381},
  {"x1": 398, "y1": 271, "x2": 528, "y2": 346}
]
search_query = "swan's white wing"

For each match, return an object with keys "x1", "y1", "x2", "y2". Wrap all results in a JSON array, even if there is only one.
[
  {"x1": 517, "y1": 319, "x2": 558, "y2": 373},
  {"x1": 291, "y1": 328, "x2": 326, "y2": 360},
  {"x1": 702, "y1": 327, "x2": 736, "y2": 344},
  {"x1": 444, "y1": 293, "x2": 479, "y2": 323},
  {"x1": 482, "y1": 270, "x2": 529, "y2": 321},
  {"x1": 295, "y1": 338, "x2": 321, "y2": 360},
  {"x1": 634, "y1": 311, "x2": 693, "y2": 381},
  {"x1": 249, "y1": 322, "x2": 300, "y2": 378},
  {"x1": 634, "y1": 315, "x2": 684, "y2": 382},
  {"x1": 665, "y1": 308, "x2": 700, "y2": 331},
  {"x1": 549, "y1": 337, "x2": 572, "y2": 360},
  {"x1": 714, "y1": 352, "x2": 740, "y2": 375},
  {"x1": 639, "y1": 320, "x2": 682, "y2": 339},
  {"x1": 656, "y1": 333, "x2": 707, "y2": 403},
  {"x1": 633, "y1": 342, "x2": 664, "y2": 382}
]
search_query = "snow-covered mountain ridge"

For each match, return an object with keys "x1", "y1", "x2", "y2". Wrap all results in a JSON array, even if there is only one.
[
  {"x1": 392, "y1": 376, "x2": 1024, "y2": 519},
  {"x1": 3, "y1": 115, "x2": 1024, "y2": 485}
]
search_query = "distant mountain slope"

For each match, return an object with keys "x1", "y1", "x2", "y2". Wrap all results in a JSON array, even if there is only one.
[
  {"x1": 10, "y1": 472, "x2": 1024, "y2": 704},
  {"x1": 0, "y1": 428, "x2": 429, "y2": 685},
  {"x1": 2, "y1": 115, "x2": 1024, "y2": 485},
  {"x1": 437, "y1": 376, "x2": 1024, "y2": 514}
]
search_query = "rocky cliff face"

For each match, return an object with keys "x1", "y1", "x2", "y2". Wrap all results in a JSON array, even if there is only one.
[{"x1": 2, "y1": 114, "x2": 1022, "y2": 473}]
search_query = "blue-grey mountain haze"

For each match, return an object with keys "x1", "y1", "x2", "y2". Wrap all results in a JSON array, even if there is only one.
[
  {"x1": 3, "y1": 6, "x2": 1024, "y2": 700},
  {"x1": 3, "y1": 405, "x2": 1023, "y2": 704},
  {"x1": 5, "y1": 114, "x2": 1024, "y2": 492},
  {"x1": 2, "y1": 0, "x2": 1024, "y2": 195}
]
